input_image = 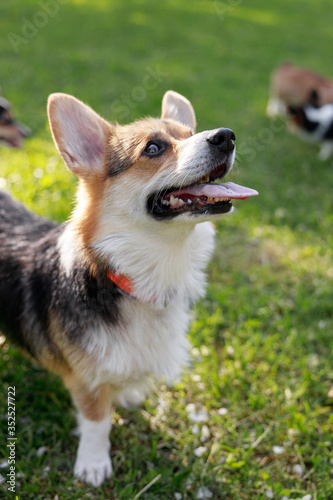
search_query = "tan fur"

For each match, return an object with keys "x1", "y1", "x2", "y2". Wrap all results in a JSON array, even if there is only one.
[
  {"x1": 270, "y1": 62, "x2": 333, "y2": 107},
  {"x1": 64, "y1": 377, "x2": 112, "y2": 421},
  {"x1": 71, "y1": 178, "x2": 108, "y2": 272},
  {"x1": 0, "y1": 124, "x2": 23, "y2": 144},
  {"x1": 0, "y1": 104, "x2": 29, "y2": 148}
]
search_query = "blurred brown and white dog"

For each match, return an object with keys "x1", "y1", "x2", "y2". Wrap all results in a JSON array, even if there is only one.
[
  {"x1": 0, "y1": 96, "x2": 30, "y2": 148},
  {"x1": 0, "y1": 91, "x2": 258, "y2": 486},
  {"x1": 267, "y1": 62, "x2": 333, "y2": 118}
]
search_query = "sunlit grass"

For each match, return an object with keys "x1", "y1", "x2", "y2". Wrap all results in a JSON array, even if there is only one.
[{"x1": 0, "y1": 0, "x2": 332, "y2": 499}]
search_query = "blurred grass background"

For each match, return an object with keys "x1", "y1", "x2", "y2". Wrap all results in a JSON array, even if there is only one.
[{"x1": 0, "y1": 0, "x2": 332, "y2": 499}]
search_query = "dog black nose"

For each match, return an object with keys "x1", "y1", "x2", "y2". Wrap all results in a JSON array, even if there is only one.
[{"x1": 206, "y1": 128, "x2": 236, "y2": 153}]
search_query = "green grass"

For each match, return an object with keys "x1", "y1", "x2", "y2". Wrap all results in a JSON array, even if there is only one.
[{"x1": 0, "y1": 0, "x2": 333, "y2": 498}]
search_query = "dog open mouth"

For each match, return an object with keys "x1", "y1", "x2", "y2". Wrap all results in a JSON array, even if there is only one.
[{"x1": 147, "y1": 162, "x2": 258, "y2": 219}]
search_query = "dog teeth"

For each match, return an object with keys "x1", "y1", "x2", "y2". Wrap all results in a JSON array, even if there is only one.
[
  {"x1": 162, "y1": 196, "x2": 191, "y2": 207},
  {"x1": 161, "y1": 195, "x2": 231, "y2": 208},
  {"x1": 207, "y1": 197, "x2": 231, "y2": 203},
  {"x1": 169, "y1": 195, "x2": 185, "y2": 207}
]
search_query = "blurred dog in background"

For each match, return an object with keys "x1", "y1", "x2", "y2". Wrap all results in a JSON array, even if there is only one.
[
  {"x1": 0, "y1": 95, "x2": 30, "y2": 148},
  {"x1": 267, "y1": 62, "x2": 333, "y2": 118}
]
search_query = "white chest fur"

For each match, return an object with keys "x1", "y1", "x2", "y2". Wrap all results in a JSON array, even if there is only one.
[{"x1": 83, "y1": 297, "x2": 192, "y2": 392}]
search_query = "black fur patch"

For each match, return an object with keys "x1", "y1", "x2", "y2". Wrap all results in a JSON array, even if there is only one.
[
  {"x1": 302, "y1": 112, "x2": 319, "y2": 133},
  {"x1": 323, "y1": 120, "x2": 333, "y2": 140},
  {"x1": 0, "y1": 191, "x2": 122, "y2": 362}
]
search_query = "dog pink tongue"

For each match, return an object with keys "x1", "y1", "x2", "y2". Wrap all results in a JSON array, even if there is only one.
[{"x1": 167, "y1": 182, "x2": 259, "y2": 200}]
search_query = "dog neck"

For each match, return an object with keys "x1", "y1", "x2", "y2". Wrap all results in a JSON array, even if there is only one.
[
  {"x1": 58, "y1": 216, "x2": 216, "y2": 307},
  {"x1": 91, "y1": 220, "x2": 216, "y2": 306}
]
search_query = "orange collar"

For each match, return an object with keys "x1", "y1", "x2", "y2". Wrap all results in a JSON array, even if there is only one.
[
  {"x1": 107, "y1": 269, "x2": 159, "y2": 304},
  {"x1": 107, "y1": 270, "x2": 138, "y2": 299}
]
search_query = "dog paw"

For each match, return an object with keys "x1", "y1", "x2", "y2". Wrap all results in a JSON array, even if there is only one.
[{"x1": 74, "y1": 454, "x2": 112, "y2": 487}]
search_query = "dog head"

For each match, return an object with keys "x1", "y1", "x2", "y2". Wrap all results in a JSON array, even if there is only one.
[
  {"x1": 0, "y1": 96, "x2": 30, "y2": 148},
  {"x1": 48, "y1": 91, "x2": 257, "y2": 246}
]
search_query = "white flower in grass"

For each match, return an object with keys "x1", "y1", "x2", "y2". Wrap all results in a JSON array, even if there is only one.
[
  {"x1": 301, "y1": 495, "x2": 312, "y2": 500},
  {"x1": 191, "y1": 347, "x2": 201, "y2": 359},
  {"x1": 293, "y1": 464, "x2": 304, "y2": 477},
  {"x1": 265, "y1": 489, "x2": 273, "y2": 498},
  {"x1": 226, "y1": 345, "x2": 235, "y2": 356},
  {"x1": 272, "y1": 445, "x2": 284, "y2": 454},
  {"x1": 186, "y1": 403, "x2": 209, "y2": 422},
  {"x1": 217, "y1": 407, "x2": 228, "y2": 416},
  {"x1": 0, "y1": 460, "x2": 8, "y2": 469},
  {"x1": 36, "y1": 446, "x2": 47, "y2": 457},
  {"x1": 196, "y1": 486, "x2": 213, "y2": 499},
  {"x1": 0, "y1": 474, "x2": 5, "y2": 484},
  {"x1": 281, "y1": 496, "x2": 289, "y2": 500},
  {"x1": 174, "y1": 493, "x2": 182, "y2": 500},
  {"x1": 42, "y1": 465, "x2": 50, "y2": 478},
  {"x1": 192, "y1": 424, "x2": 200, "y2": 435},
  {"x1": 186, "y1": 403, "x2": 196, "y2": 412},
  {"x1": 194, "y1": 446, "x2": 207, "y2": 457},
  {"x1": 201, "y1": 346, "x2": 210, "y2": 356},
  {"x1": 200, "y1": 425, "x2": 210, "y2": 443}
]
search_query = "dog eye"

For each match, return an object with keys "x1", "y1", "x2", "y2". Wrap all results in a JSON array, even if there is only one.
[{"x1": 143, "y1": 141, "x2": 163, "y2": 156}]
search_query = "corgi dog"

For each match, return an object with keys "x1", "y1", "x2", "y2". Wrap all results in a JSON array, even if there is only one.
[
  {"x1": 0, "y1": 95, "x2": 30, "y2": 148},
  {"x1": 288, "y1": 90, "x2": 333, "y2": 160},
  {"x1": 267, "y1": 62, "x2": 333, "y2": 118},
  {"x1": 0, "y1": 90, "x2": 258, "y2": 486}
]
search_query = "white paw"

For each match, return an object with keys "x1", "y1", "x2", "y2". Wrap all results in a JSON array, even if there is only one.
[{"x1": 74, "y1": 454, "x2": 112, "y2": 487}]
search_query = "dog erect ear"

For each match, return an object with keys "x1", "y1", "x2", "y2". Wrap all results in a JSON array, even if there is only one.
[
  {"x1": 161, "y1": 90, "x2": 196, "y2": 132},
  {"x1": 48, "y1": 93, "x2": 112, "y2": 179}
]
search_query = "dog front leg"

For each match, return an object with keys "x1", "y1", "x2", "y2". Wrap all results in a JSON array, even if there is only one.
[{"x1": 66, "y1": 380, "x2": 113, "y2": 487}]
